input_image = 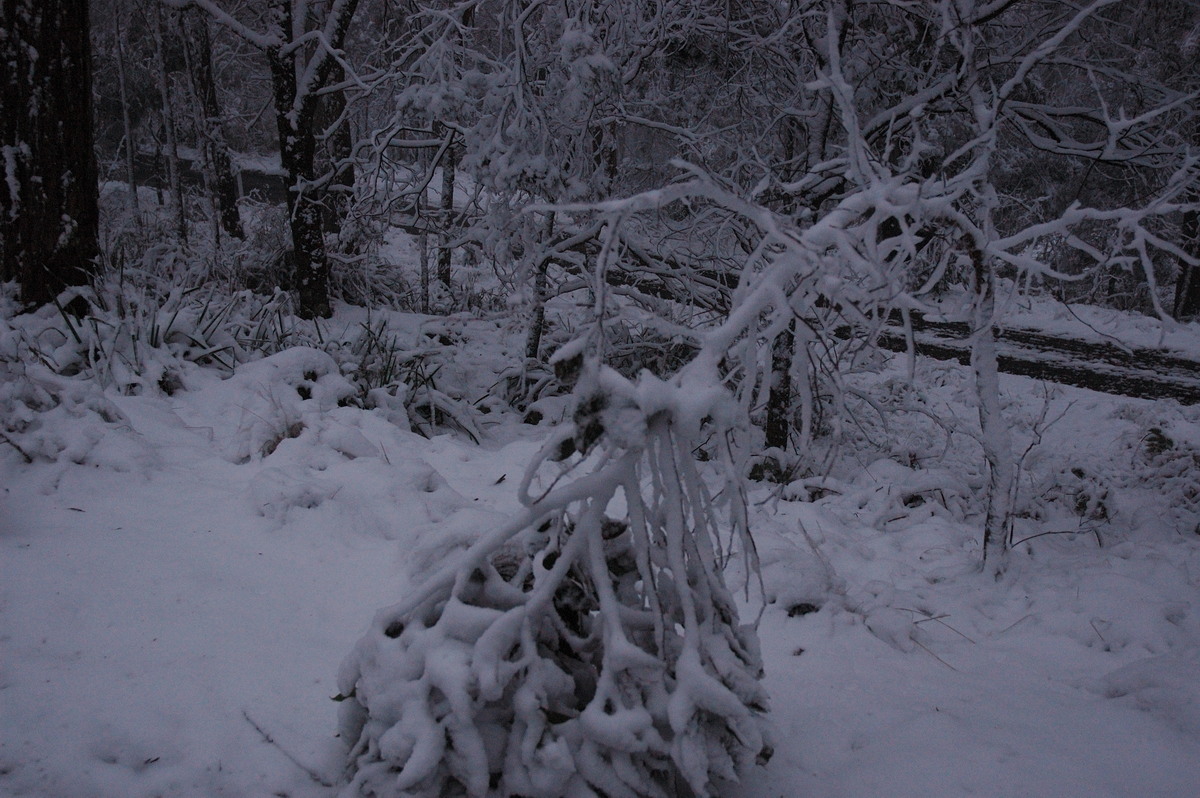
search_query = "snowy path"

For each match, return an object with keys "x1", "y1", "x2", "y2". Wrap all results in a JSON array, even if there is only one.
[
  {"x1": 0, "y1": 388, "x2": 415, "y2": 797},
  {"x1": 2, "y1": 474, "x2": 367, "y2": 796}
]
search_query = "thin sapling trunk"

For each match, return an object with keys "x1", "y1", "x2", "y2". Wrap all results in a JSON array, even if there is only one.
[{"x1": 151, "y1": 2, "x2": 187, "y2": 243}]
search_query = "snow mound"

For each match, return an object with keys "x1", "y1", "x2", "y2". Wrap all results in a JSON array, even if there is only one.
[
  {"x1": 1, "y1": 361, "x2": 156, "y2": 472},
  {"x1": 1093, "y1": 646, "x2": 1200, "y2": 734},
  {"x1": 178, "y1": 347, "x2": 357, "y2": 464}
]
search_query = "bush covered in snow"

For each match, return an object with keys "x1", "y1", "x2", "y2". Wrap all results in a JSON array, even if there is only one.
[{"x1": 337, "y1": 354, "x2": 771, "y2": 797}]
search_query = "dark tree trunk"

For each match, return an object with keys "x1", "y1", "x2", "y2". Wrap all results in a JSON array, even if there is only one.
[
  {"x1": 261, "y1": 0, "x2": 360, "y2": 320},
  {"x1": 436, "y1": 122, "x2": 458, "y2": 289},
  {"x1": 330, "y1": 116, "x2": 354, "y2": 231},
  {"x1": 319, "y1": 62, "x2": 354, "y2": 236},
  {"x1": 269, "y1": 40, "x2": 331, "y2": 319},
  {"x1": 266, "y1": 0, "x2": 329, "y2": 319},
  {"x1": 115, "y1": 13, "x2": 140, "y2": 223},
  {"x1": 183, "y1": 8, "x2": 243, "y2": 240},
  {"x1": 419, "y1": 191, "x2": 430, "y2": 314},
  {"x1": 764, "y1": 319, "x2": 796, "y2": 451},
  {"x1": 0, "y1": 0, "x2": 99, "y2": 308},
  {"x1": 525, "y1": 213, "x2": 556, "y2": 361},
  {"x1": 1174, "y1": 202, "x2": 1199, "y2": 320},
  {"x1": 183, "y1": 0, "x2": 360, "y2": 319},
  {"x1": 151, "y1": 3, "x2": 187, "y2": 243}
]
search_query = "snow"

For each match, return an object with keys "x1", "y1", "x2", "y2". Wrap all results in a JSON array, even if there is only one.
[
  {"x1": 3, "y1": 306, "x2": 1200, "y2": 797},
  {"x1": 233, "y1": 152, "x2": 286, "y2": 177},
  {"x1": 742, "y1": 492, "x2": 1200, "y2": 797},
  {"x1": 941, "y1": 285, "x2": 1200, "y2": 357}
]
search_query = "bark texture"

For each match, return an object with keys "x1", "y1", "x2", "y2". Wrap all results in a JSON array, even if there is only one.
[
  {"x1": 1, "y1": 0, "x2": 99, "y2": 307},
  {"x1": 264, "y1": 0, "x2": 360, "y2": 319},
  {"x1": 151, "y1": 3, "x2": 187, "y2": 242},
  {"x1": 435, "y1": 122, "x2": 458, "y2": 289},
  {"x1": 1175, "y1": 199, "x2": 1199, "y2": 321},
  {"x1": 764, "y1": 319, "x2": 796, "y2": 452},
  {"x1": 183, "y1": 7, "x2": 243, "y2": 240}
]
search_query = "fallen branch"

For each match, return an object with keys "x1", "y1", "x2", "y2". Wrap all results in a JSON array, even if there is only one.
[
  {"x1": 0, "y1": 432, "x2": 34, "y2": 464},
  {"x1": 241, "y1": 710, "x2": 333, "y2": 789}
]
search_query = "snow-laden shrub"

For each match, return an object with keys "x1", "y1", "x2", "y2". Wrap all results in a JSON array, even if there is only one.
[
  {"x1": 0, "y1": 288, "x2": 151, "y2": 469},
  {"x1": 337, "y1": 356, "x2": 771, "y2": 798},
  {"x1": 11, "y1": 263, "x2": 484, "y2": 447},
  {"x1": 785, "y1": 457, "x2": 971, "y2": 533},
  {"x1": 603, "y1": 323, "x2": 698, "y2": 381},
  {"x1": 1121, "y1": 424, "x2": 1200, "y2": 536},
  {"x1": 327, "y1": 215, "x2": 418, "y2": 310},
  {"x1": 1010, "y1": 404, "x2": 1200, "y2": 543},
  {"x1": 0, "y1": 357, "x2": 152, "y2": 469},
  {"x1": 7, "y1": 257, "x2": 281, "y2": 397},
  {"x1": 321, "y1": 318, "x2": 485, "y2": 441},
  {"x1": 179, "y1": 347, "x2": 358, "y2": 464}
]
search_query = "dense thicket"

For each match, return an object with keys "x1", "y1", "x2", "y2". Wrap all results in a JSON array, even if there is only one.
[{"x1": 76, "y1": 1, "x2": 1198, "y2": 325}]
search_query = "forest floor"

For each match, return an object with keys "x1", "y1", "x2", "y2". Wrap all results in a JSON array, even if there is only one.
[{"x1": 2, "y1": 304, "x2": 1200, "y2": 797}]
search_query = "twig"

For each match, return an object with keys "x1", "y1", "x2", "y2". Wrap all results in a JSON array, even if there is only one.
[
  {"x1": 0, "y1": 432, "x2": 34, "y2": 464},
  {"x1": 1011, "y1": 527, "x2": 1095, "y2": 547},
  {"x1": 1052, "y1": 295, "x2": 1135, "y2": 354},
  {"x1": 999, "y1": 614, "x2": 1033, "y2": 634},
  {"x1": 898, "y1": 608, "x2": 976, "y2": 644},
  {"x1": 797, "y1": 518, "x2": 843, "y2": 598},
  {"x1": 910, "y1": 613, "x2": 949, "y2": 624},
  {"x1": 930, "y1": 617, "x2": 977, "y2": 644},
  {"x1": 241, "y1": 710, "x2": 333, "y2": 788},
  {"x1": 912, "y1": 638, "x2": 958, "y2": 671}
]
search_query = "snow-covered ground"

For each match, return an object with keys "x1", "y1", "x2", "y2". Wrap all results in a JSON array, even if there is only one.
[{"x1": 2, "y1": 305, "x2": 1199, "y2": 797}]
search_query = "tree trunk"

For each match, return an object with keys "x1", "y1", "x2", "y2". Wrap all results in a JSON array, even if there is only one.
[
  {"x1": 151, "y1": 3, "x2": 187, "y2": 243},
  {"x1": 1174, "y1": 201, "x2": 1199, "y2": 320},
  {"x1": 436, "y1": 123, "x2": 458, "y2": 290},
  {"x1": 970, "y1": 248, "x2": 1016, "y2": 571},
  {"x1": 266, "y1": 10, "x2": 330, "y2": 318},
  {"x1": 115, "y1": 16, "x2": 141, "y2": 224},
  {"x1": 273, "y1": 100, "x2": 331, "y2": 319},
  {"x1": 180, "y1": 55, "x2": 222, "y2": 250},
  {"x1": 320, "y1": 62, "x2": 354, "y2": 236},
  {"x1": 182, "y1": 0, "x2": 361, "y2": 318},
  {"x1": 183, "y1": 8, "x2": 243, "y2": 240},
  {"x1": 0, "y1": 0, "x2": 100, "y2": 308},
  {"x1": 260, "y1": 0, "x2": 363, "y2": 320},
  {"x1": 525, "y1": 213, "x2": 556, "y2": 362},
  {"x1": 764, "y1": 319, "x2": 796, "y2": 451},
  {"x1": 419, "y1": 211, "x2": 431, "y2": 314}
]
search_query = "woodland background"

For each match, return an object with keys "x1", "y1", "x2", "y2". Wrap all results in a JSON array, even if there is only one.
[{"x1": 2, "y1": 2, "x2": 1200, "y2": 796}]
